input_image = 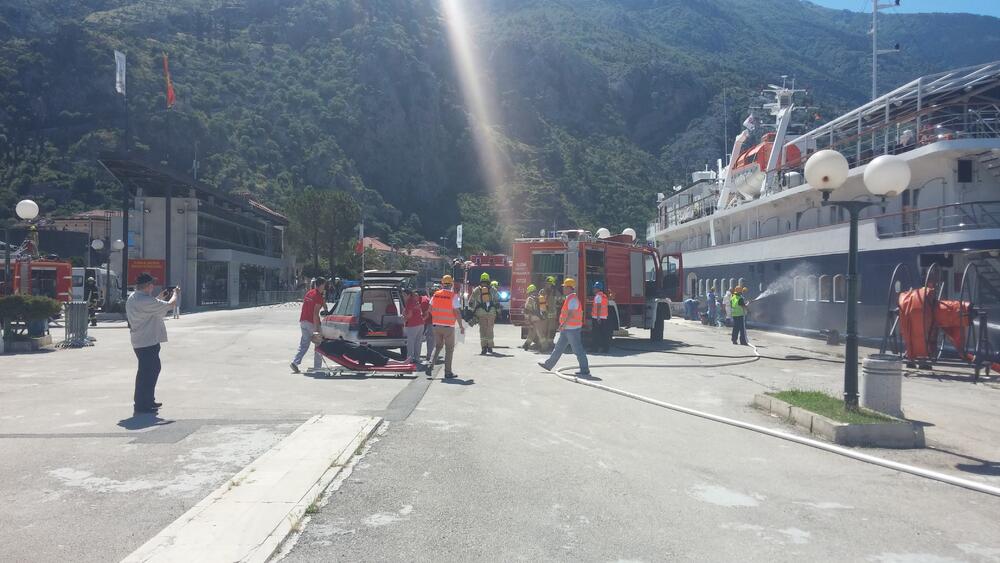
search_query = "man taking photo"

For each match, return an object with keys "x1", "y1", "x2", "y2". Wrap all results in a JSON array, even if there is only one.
[{"x1": 125, "y1": 274, "x2": 179, "y2": 415}]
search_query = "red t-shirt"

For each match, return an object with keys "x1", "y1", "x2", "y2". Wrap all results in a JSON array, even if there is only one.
[
  {"x1": 403, "y1": 296, "x2": 424, "y2": 327},
  {"x1": 299, "y1": 288, "x2": 324, "y2": 323},
  {"x1": 420, "y1": 296, "x2": 432, "y2": 326}
]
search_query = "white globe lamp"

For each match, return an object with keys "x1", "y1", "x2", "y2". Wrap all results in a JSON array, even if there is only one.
[
  {"x1": 622, "y1": 228, "x2": 637, "y2": 241},
  {"x1": 863, "y1": 155, "x2": 911, "y2": 197},
  {"x1": 804, "y1": 150, "x2": 849, "y2": 197},
  {"x1": 596, "y1": 227, "x2": 611, "y2": 239},
  {"x1": 112, "y1": 239, "x2": 126, "y2": 251},
  {"x1": 91, "y1": 239, "x2": 105, "y2": 251},
  {"x1": 15, "y1": 199, "x2": 39, "y2": 221}
]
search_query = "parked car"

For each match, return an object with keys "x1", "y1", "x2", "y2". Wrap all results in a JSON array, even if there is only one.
[{"x1": 319, "y1": 270, "x2": 416, "y2": 355}]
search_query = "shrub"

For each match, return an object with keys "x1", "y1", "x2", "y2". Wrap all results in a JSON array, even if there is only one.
[{"x1": 0, "y1": 295, "x2": 63, "y2": 322}]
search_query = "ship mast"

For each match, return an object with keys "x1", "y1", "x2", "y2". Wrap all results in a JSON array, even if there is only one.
[{"x1": 871, "y1": 0, "x2": 901, "y2": 100}]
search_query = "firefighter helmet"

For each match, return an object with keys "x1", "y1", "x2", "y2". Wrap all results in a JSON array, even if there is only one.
[
  {"x1": 526, "y1": 284, "x2": 537, "y2": 293},
  {"x1": 442, "y1": 274, "x2": 453, "y2": 285},
  {"x1": 480, "y1": 272, "x2": 491, "y2": 282},
  {"x1": 546, "y1": 276, "x2": 557, "y2": 285},
  {"x1": 562, "y1": 278, "x2": 576, "y2": 288}
]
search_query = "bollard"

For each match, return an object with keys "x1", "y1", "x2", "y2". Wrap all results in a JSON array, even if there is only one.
[{"x1": 861, "y1": 354, "x2": 904, "y2": 417}]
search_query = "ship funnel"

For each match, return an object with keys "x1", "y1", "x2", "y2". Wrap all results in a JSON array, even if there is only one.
[{"x1": 596, "y1": 228, "x2": 611, "y2": 239}]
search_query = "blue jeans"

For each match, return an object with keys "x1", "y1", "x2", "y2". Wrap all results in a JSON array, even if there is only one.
[
  {"x1": 542, "y1": 328, "x2": 589, "y2": 373},
  {"x1": 293, "y1": 321, "x2": 322, "y2": 369}
]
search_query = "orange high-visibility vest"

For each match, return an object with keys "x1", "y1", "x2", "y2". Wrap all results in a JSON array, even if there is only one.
[
  {"x1": 559, "y1": 293, "x2": 584, "y2": 330},
  {"x1": 592, "y1": 290, "x2": 608, "y2": 319},
  {"x1": 430, "y1": 289, "x2": 457, "y2": 326}
]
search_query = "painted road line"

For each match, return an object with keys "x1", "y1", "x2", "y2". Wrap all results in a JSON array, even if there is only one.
[{"x1": 122, "y1": 414, "x2": 382, "y2": 563}]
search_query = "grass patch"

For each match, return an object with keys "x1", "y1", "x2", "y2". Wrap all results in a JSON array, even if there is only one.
[{"x1": 768, "y1": 390, "x2": 896, "y2": 424}]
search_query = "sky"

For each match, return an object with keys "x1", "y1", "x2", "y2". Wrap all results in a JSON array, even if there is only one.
[{"x1": 809, "y1": 0, "x2": 1000, "y2": 18}]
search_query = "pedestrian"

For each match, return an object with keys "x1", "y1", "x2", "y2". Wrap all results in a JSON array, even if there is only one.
[
  {"x1": 538, "y1": 277, "x2": 590, "y2": 376},
  {"x1": 426, "y1": 275, "x2": 466, "y2": 379},
  {"x1": 125, "y1": 273, "x2": 179, "y2": 415},
  {"x1": 84, "y1": 276, "x2": 99, "y2": 327},
  {"x1": 522, "y1": 284, "x2": 543, "y2": 350},
  {"x1": 471, "y1": 272, "x2": 499, "y2": 355},
  {"x1": 419, "y1": 289, "x2": 434, "y2": 360},
  {"x1": 706, "y1": 285, "x2": 718, "y2": 327},
  {"x1": 403, "y1": 288, "x2": 425, "y2": 365},
  {"x1": 539, "y1": 276, "x2": 559, "y2": 353},
  {"x1": 290, "y1": 277, "x2": 327, "y2": 373},
  {"x1": 723, "y1": 286, "x2": 733, "y2": 326},
  {"x1": 731, "y1": 285, "x2": 750, "y2": 346},
  {"x1": 591, "y1": 281, "x2": 611, "y2": 353}
]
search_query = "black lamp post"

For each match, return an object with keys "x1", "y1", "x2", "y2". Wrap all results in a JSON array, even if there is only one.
[{"x1": 805, "y1": 150, "x2": 911, "y2": 409}]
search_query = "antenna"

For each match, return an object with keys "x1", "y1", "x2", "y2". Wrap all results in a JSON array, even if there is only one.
[{"x1": 871, "y1": 0, "x2": 902, "y2": 100}]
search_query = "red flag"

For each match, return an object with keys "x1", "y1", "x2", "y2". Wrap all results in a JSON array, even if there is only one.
[
  {"x1": 354, "y1": 239, "x2": 364, "y2": 255},
  {"x1": 163, "y1": 53, "x2": 176, "y2": 109}
]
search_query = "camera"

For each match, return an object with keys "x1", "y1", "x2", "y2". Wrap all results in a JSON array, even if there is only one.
[{"x1": 162, "y1": 286, "x2": 177, "y2": 299}]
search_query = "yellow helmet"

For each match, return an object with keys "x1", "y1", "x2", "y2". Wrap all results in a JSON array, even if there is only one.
[
  {"x1": 441, "y1": 274, "x2": 453, "y2": 284},
  {"x1": 526, "y1": 284, "x2": 537, "y2": 293},
  {"x1": 562, "y1": 277, "x2": 576, "y2": 289}
]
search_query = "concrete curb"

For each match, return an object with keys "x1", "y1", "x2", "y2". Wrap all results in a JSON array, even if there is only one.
[
  {"x1": 122, "y1": 414, "x2": 382, "y2": 563},
  {"x1": 753, "y1": 394, "x2": 925, "y2": 449}
]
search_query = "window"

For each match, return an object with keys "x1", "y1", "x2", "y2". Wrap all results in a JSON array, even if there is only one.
[
  {"x1": 819, "y1": 275, "x2": 832, "y2": 302},
  {"x1": 833, "y1": 274, "x2": 846, "y2": 303},
  {"x1": 730, "y1": 278, "x2": 737, "y2": 292},
  {"x1": 532, "y1": 253, "x2": 565, "y2": 288},
  {"x1": 333, "y1": 290, "x2": 359, "y2": 315},
  {"x1": 793, "y1": 276, "x2": 805, "y2": 301},
  {"x1": 699, "y1": 279, "x2": 705, "y2": 297},
  {"x1": 806, "y1": 275, "x2": 818, "y2": 301}
]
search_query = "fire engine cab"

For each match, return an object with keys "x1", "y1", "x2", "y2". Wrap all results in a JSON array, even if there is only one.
[
  {"x1": 454, "y1": 254, "x2": 513, "y2": 322},
  {"x1": 511, "y1": 229, "x2": 682, "y2": 341}
]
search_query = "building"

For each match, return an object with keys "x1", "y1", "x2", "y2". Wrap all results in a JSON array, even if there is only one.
[
  {"x1": 359, "y1": 237, "x2": 447, "y2": 287},
  {"x1": 98, "y1": 155, "x2": 296, "y2": 311}
]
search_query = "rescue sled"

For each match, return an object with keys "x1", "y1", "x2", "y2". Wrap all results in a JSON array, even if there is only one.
[{"x1": 314, "y1": 337, "x2": 417, "y2": 375}]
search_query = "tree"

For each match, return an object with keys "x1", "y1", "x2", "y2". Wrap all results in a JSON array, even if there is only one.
[
  {"x1": 318, "y1": 191, "x2": 361, "y2": 275},
  {"x1": 285, "y1": 188, "x2": 326, "y2": 271}
]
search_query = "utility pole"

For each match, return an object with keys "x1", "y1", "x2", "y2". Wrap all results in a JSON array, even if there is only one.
[{"x1": 871, "y1": 0, "x2": 901, "y2": 100}]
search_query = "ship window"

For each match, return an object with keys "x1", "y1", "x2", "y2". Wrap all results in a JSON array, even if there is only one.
[
  {"x1": 833, "y1": 274, "x2": 846, "y2": 303},
  {"x1": 806, "y1": 275, "x2": 818, "y2": 301},
  {"x1": 793, "y1": 276, "x2": 806, "y2": 301},
  {"x1": 699, "y1": 279, "x2": 705, "y2": 297},
  {"x1": 730, "y1": 278, "x2": 737, "y2": 292},
  {"x1": 819, "y1": 275, "x2": 832, "y2": 302}
]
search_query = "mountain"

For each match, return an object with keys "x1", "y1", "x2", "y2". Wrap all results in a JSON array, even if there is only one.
[{"x1": 1, "y1": 0, "x2": 998, "y2": 250}]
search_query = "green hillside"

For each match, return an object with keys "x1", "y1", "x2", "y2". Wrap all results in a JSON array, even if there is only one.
[{"x1": 1, "y1": 0, "x2": 998, "y2": 250}]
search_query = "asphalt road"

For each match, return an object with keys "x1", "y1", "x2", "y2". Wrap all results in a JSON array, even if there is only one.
[
  {"x1": 2, "y1": 307, "x2": 998, "y2": 562},
  {"x1": 282, "y1": 319, "x2": 1000, "y2": 562}
]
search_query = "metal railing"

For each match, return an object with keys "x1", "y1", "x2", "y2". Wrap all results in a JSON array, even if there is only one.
[
  {"x1": 248, "y1": 290, "x2": 302, "y2": 306},
  {"x1": 874, "y1": 201, "x2": 1000, "y2": 239},
  {"x1": 60, "y1": 301, "x2": 91, "y2": 348}
]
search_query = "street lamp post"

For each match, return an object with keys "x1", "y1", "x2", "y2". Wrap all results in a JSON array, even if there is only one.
[
  {"x1": 13, "y1": 200, "x2": 39, "y2": 295},
  {"x1": 805, "y1": 151, "x2": 911, "y2": 409},
  {"x1": 91, "y1": 237, "x2": 125, "y2": 309}
]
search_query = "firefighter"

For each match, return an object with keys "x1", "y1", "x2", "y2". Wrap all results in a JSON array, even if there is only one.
[
  {"x1": 84, "y1": 277, "x2": 99, "y2": 327},
  {"x1": 471, "y1": 272, "x2": 499, "y2": 355},
  {"x1": 522, "y1": 284, "x2": 544, "y2": 351},
  {"x1": 538, "y1": 278, "x2": 590, "y2": 376},
  {"x1": 426, "y1": 275, "x2": 465, "y2": 378},
  {"x1": 539, "y1": 276, "x2": 559, "y2": 353},
  {"x1": 591, "y1": 281, "x2": 610, "y2": 353},
  {"x1": 731, "y1": 285, "x2": 750, "y2": 346}
]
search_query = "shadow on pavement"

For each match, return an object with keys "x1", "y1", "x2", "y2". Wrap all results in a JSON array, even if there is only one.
[
  {"x1": 117, "y1": 414, "x2": 175, "y2": 430},
  {"x1": 928, "y1": 446, "x2": 1000, "y2": 476}
]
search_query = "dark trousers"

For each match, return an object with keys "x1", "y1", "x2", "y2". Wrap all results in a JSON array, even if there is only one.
[
  {"x1": 592, "y1": 318, "x2": 612, "y2": 352},
  {"x1": 731, "y1": 315, "x2": 748, "y2": 345},
  {"x1": 133, "y1": 344, "x2": 161, "y2": 410}
]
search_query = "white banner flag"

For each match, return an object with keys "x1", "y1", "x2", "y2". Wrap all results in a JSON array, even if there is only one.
[
  {"x1": 114, "y1": 50, "x2": 126, "y2": 96},
  {"x1": 456, "y1": 224, "x2": 463, "y2": 249}
]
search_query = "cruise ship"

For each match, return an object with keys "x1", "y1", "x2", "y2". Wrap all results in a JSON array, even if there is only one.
[{"x1": 651, "y1": 61, "x2": 1000, "y2": 342}]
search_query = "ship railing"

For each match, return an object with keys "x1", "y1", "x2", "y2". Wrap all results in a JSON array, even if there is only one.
[
  {"x1": 874, "y1": 201, "x2": 1000, "y2": 239},
  {"x1": 774, "y1": 104, "x2": 1000, "y2": 189},
  {"x1": 658, "y1": 192, "x2": 718, "y2": 230}
]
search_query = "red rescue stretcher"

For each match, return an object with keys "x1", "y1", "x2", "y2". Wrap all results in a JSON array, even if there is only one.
[{"x1": 315, "y1": 338, "x2": 417, "y2": 374}]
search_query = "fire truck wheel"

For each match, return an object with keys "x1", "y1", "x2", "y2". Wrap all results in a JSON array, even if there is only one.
[{"x1": 650, "y1": 305, "x2": 666, "y2": 342}]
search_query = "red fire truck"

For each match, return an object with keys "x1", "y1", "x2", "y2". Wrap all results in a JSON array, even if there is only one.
[
  {"x1": 454, "y1": 254, "x2": 513, "y2": 322},
  {"x1": 2, "y1": 259, "x2": 74, "y2": 301},
  {"x1": 511, "y1": 230, "x2": 682, "y2": 341}
]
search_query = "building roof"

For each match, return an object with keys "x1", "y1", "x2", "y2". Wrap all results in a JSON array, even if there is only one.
[
  {"x1": 362, "y1": 237, "x2": 394, "y2": 252},
  {"x1": 98, "y1": 152, "x2": 289, "y2": 226}
]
